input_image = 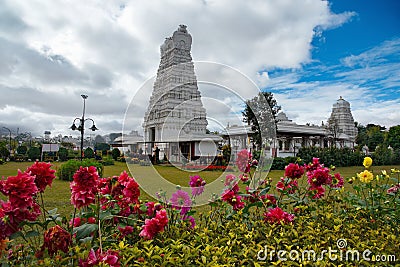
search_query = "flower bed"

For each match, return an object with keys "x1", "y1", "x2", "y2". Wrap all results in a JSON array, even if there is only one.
[
  {"x1": 183, "y1": 165, "x2": 234, "y2": 171},
  {"x1": 0, "y1": 153, "x2": 399, "y2": 266}
]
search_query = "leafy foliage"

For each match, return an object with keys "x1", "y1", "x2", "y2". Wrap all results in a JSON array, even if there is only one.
[
  {"x1": 27, "y1": 146, "x2": 41, "y2": 160},
  {"x1": 111, "y1": 148, "x2": 121, "y2": 160},
  {"x1": 57, "y1": 159, "x2": 103, "y2": 181},
  {"x1": 84, "y1": 147, "x2": 94, "y2": 159}
]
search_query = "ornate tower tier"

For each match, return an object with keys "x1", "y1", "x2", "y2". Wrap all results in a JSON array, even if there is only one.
[
  {"x1": 328, "y1": 96, "x2": 358, "y2": 141},
  {"x1": 143, "y1": 25, "x2": 208, "y2": 144}
]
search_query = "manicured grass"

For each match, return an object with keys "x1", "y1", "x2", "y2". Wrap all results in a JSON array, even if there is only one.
[{"x1": 1, "y1": 161, "x2": 399, "y2": 218}]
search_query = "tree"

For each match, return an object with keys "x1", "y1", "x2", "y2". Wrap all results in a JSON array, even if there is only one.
[
  {"x1": 17, "y1": 145, "x2": 28, "y2": 155},
  {"x1": 84, "y1": 147, "x2": 95, "y2": 159},
  {"x1": 58, "y1": 147, "x2": 68, "y2": 161},
  {"x1": 111, "y1": 148, "x2": 121, "y2": 160},
  {"x1": 95, "y1": 143, "x2": 110, "y2": 153},
  {"x1": 366, "y1": 125, "x2": 384, "y2": 151},
  {"x1": 242, "y1": 91, "x2": 281, "y2": 148},
  {"x1": 0, "y1": 145, "x2": 10, "y2": 159},
  {"x1": 388, "y1": 125, "x2": 400, "y2": 149},
  {"x1": 27, "y1": 147, "x2": 40, "y2": 160}
]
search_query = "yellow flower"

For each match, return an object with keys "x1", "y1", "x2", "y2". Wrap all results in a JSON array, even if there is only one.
[
  {"x1": 381, "y1": 170, "x2": 390, "y2": 179},
  {"x1": 363, "y1": 157, "x2": 373, "y2": 168},
  {"x1": 391, "y1": 168, "x2": 400, "y2": 174},
  {"x1": 357, "y1": 170, "x2": 374, "y2": 183}
]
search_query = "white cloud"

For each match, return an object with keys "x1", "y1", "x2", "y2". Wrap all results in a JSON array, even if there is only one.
[{"x1": 0, "y1": 0, "x2": 360, "y2": 136}]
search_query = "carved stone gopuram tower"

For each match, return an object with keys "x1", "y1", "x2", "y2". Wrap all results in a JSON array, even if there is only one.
[
  {"x1": 143, "y1": 25, "x2": 220, "y2": 161},
  {"x1": 328, "y1": 96, "x2": 358, "y2": 143}
]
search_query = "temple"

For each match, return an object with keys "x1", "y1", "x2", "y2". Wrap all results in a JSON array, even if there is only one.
[
  {"x1": 223, "y1": 96, "x2": 358, "y2": 157},
  {"x1": 142, "y1": 25, "x2": 221, "y2": 162}
]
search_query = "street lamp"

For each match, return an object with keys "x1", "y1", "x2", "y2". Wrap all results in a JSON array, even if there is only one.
[
  {"x1": 2, "y1": 127, "x2": 12, "y2": 154},
  {"x1": 70, "y1": 94, "x2": 98, "y2": 161}
]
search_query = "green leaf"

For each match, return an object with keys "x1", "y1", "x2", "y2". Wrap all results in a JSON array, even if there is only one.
[
  {"x1": 73, "y1": 223, "x2": 98, "y2": 240},
  {"x1": 25, "y1": 230, "x2": 40, "y2": 238}
]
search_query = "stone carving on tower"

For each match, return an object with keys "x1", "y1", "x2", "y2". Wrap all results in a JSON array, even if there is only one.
[
  {"x1": 327, "y1": 96, "x2": 358, "y2": 145},
  {"x1": 143, "y1": 25, "x2": 210, "y2": 154}
]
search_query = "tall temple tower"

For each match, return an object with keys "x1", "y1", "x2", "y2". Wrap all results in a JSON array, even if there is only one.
[
  {"x1": 143, "y1": 25, "x2": 219, "y2": 161},
  {"x1": 328, "y1": 96, "x2": 358, "y2": 144}
]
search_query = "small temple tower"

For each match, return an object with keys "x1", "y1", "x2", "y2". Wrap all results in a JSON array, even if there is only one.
[
  {"x1": 328, "y1": 96, "x2": 358, "y2": 146},
  {"x1": 143, "y1": 25, "x2": 220, "y2": 162}
]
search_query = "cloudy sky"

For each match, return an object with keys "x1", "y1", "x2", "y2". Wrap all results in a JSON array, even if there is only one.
[{"x1": 0, "y1": 0, "x2": 399, "y2": 138}]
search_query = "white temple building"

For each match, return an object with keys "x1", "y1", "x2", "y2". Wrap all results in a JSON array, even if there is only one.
[
  {"x1": 222, "y1": 96, "x2": 358, "y2": 158},
  {"x1": 142, "y1": 25, "x2": 221, "y2": 163}
]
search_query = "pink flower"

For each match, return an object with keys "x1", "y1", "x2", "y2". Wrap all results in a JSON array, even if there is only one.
[
  {"x1": 40, "y1": 225, "x2": 71, "y2": 257},
  {"x1": 387, "y1": 184, "x2": 400, "y2": 194},
  {"x1": 224, "y1": 174, "x2": 237, "y2": 186},
  {"x1": 170, "y1": 190, "x2": 192, "y2": 215},
  {"x1": 221, "y1": 190, "x2": 245, "y2": 211},
  {"x1": 284, "y1": 163, "x2": 304, "y2": 179},
  {"x1": 264, "y1": 207, "x2": 294, "y2": 224},
  {"x1": 236, "y1": 149, "x2": 252, "y2": 173},
  {"x1": 182, "y1": 215, "x2": 196, "y2": 228},
  {"x1": 239, "y1": 174, "x2": 249, "y2": 182},
  {"x1": 26, "y1": 161, "x2": 56, "y2": 193},
  {"x1": 79, "y1": 249, "x2": 120, "y2": 267},
  {"x1": 189, "y1": 175, "x2": 206, "y2": 196},
  {"x1": 139, "y1": 209, "x2": 168, "y2": 240},
  {"x1": 329, "y1": 173, "x2": 344, "y2": 188},
  {"x1": 308, "y1": 186, "x2": 325, "y2": 199}
]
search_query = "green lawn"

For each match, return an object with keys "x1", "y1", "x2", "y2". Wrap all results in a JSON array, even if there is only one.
[{"x1": 1, "y1": 161, "x2": 399, "y2": 218}]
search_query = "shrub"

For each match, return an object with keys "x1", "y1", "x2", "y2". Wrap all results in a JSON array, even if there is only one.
[
  {"x1": 111, "y1": 148, "x2": 121, "y2": 160},
  {"x1": 102, "y1": 156, "x2": 115, "y2": 166},
  {"x1": 84, "y1": 147, "x2": 95, "y2": 159},
  {"x1": 16, "y1": 145, "x2": 28, "y2": 155},
  {"x1": 27, "y1": 146, "x2": 41, "y2": 160},
  {"x1": 0, "y1": 145, "x2": 10, "y2": 159},
  {"x1": 58, "y1": 147, "x2": 68, "y2": 161},
  {"x1": 57, "y1": 159, "x2": 103, "y2": 181},
  {"x1": 271, "y1": 157, "x2": 285, "y2": 170}
]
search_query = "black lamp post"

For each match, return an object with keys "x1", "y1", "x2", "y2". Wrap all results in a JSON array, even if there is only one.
[
  {"x1": 2, "y1": 127, "x2": 12, "y2": 154},
  {"x1": 70, "y1": 95, "x2": 98, "y2": 161}
]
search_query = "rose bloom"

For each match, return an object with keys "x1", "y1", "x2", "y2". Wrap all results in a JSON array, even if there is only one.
[
  {"x1": 264, "y1": 207, "x2": 294, "y2": 224},
  {"x1": 26, "y1": 161, "x2": 56, "y2": 193},
  {"x1": 284, "y1": 163, "x2": 304, "y2": 179},
  {"x1": 357, "y1": 170, "x2": 374, "y2": 183},
  {"x1": 363, "y1": 157, "x2": 373, "y2": 168}
]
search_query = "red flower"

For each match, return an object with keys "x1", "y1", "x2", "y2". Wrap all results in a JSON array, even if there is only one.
[
  {"x1": 284, "y1": 163, "x2": 304, "y2": 179},
  {"x1": 73, "y1": 166, "x2": 99, "y2": 190},
  {"x1": 70, "y1": 217, "x2": 82, "y2": 227},
  {"x1": 26, "y1": 161, "x2": 56, "y2": 193},
  {"x1": 70, "y1": 167, "x2": 99, "y2": 209},
  {"x1": 264, "y1": 207, "x2": 294, "y2": 224},
  {"x1": 276, "y1": 177, "x2": 298, "y2": 194},
  {"x1": 139, "y1": 209, "x2": 168, "y2": 240},
  {"x1": 39, "y1": 225, "x2": 71, "y2": 257},
  {"x1": 2, "y1": 171, "x2": 38, "y2": 209},
  {"x1": 221, "y1": 190, "x2": 245, "y2": 210},
  {"x1": 307, "y1": 167, "x2": 331, "y2": 187},
  {"x1": 118, "y1": 225, "x2": 134, "y2": 238},
  {"x1": 308, "y1": 186, "x2": 325, "y2": 199},
  {"x1": 236, "y1": 149, "x2": 252, "y2": 173}
]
